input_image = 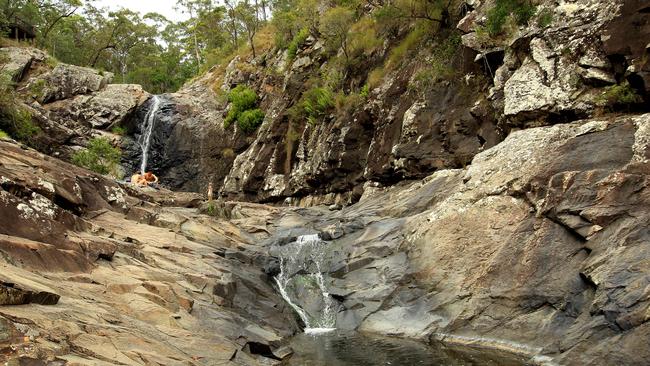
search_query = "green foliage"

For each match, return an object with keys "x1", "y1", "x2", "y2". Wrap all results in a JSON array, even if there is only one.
[
  {"x1": 319, "y1": 6, "x2": 355, "y2": 62},
  {"x1": 537, "y1": 8, "x2": 553, "y2": 28},
  {"x1": 597, "y1": 82, "x2": 643, "y2": 109},
  {"x1": 71, "y1": 137, "x2": 122, "y2": 177},
  {"x1": 238, "y1": 108, "x2": 265, "y2": 132},
  {"x1": 45, "y1": 56, "x2": 59, "y2": 68},
  {"x1": 386, "y1": 22, "x2": 430, "y2": 71},
  {"x1": 302, "y1": 87, "x2": 334, "y2": 124},
  {"x1": 431, "y1": 32, "x2": 462, "y2": 79},
  {"x1": 224, "y1": 85, "x2": 265, "y2": 132},
  {"x1": 29, "y1": 79, "x2": 47, "y2": 99},
  {"x1": 359, "y1": 84, "x2": 369, "y2": 99},
  {"x1": 486, "y1": 0, "x2": 536, "y2": 36},
  {"x1": 287, "y1": 27, "x2": 309, "y2": 60},
  {"x1": 0, "y1": 129, "x2": 8, "y2": 139},
  {"x1": 11, "y1": 109, "x2": 38, "y2": 140},
  {"x1": 111, "y1": 125, "x2": 127, "y2": 135},
  {"x1": 0, "y1": 68, "x2": 39, "y2": 142},
  {"x1": 206, "y1": 202, "x2": 217, "y2": 216}
]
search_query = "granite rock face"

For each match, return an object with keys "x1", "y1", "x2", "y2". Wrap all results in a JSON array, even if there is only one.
[{"x1": 265, "y1": 113, "x2": 650, "y2": 365}]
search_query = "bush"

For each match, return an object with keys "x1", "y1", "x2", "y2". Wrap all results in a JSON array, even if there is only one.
[
  {"x1": 386, "y1": 22, "x2": 430, "y2": 71},
  {"x1": 335, "y1": 91, "x2": 363, "y2": 116},
  {"x1": 111, "y1": 125, "x2": 127, "y2": 135},
  {"x1": 486, "y1": 0, "x2": 536, "y2": 36},
  {"x1": 359, "y1": 84, "x2": 370, "y2": 99},
  {"x1": 431, "y1": 32, "x2": 462, "y2": 79},
  {"x1": 597, "y1": 82, "x2": 643, "y2": 109},
  {"x1": 0, "y1": 129, "x2": 8, "y2": 139},
  {"x1": 223, "y1": 85, "x2": 265, "y2": 132},
  {"x1": 0, "y1": 67, "x2": 39, "y2": 142},
  {"x1": 238, "y1": 108, "x2": 265, "y2": 132},
  {"x1": 72, "y1": 137, "x2": 122, "y2": 178},
  {"x1": 302, "y1": 87, "x2": 334, "y2": 124},
  {"x1": 206, "y1": 202, "x2": 217, "y2": 216},
  {"x1": 537, "y1": 8, "x2": 553, "y2": 28},
  {"x1": 287, "y1": 27, "x2": 309, "y2": 61}
]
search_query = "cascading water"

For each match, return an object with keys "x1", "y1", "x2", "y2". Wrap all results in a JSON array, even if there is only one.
[
  {"x1": 138, "y1": 95, "x2": 161, "y2": 174},
  {"x1": 274, "y1": 234, "x2": 337, "y2": 334}
]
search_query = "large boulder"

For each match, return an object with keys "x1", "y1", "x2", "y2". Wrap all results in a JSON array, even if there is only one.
[
  {"x1": 31, "y1": 63, "x2": 113, "y2": 103},
  {"x1": 46, "y1": 84, "x2": 150, "y2": 130}
]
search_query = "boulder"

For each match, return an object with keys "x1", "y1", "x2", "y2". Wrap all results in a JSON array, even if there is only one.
[
  {"x1": 45, "y1": 84, "x2": 150, "y2": 130},
  {"x1": 34, "y1": 64, "x2": 113, "y2": 103}
]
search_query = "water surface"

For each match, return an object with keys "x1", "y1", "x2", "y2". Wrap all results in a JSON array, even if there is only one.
[{"x1": 284, "y1": 330, "x2": 528, "y2": 366}]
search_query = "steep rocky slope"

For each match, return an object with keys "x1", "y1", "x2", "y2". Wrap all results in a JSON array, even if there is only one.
[{"x1": 114, "y1": 0, "x2": 648, "y2": 205}]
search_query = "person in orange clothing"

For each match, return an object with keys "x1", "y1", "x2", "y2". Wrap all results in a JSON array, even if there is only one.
[{"x1": 143, "y1": 172, "x2": 158, "y2": 184}]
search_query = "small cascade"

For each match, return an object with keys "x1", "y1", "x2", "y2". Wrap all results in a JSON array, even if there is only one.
[
  {"x1": 138, "y1": 95, "x2": 161, "y2": 174},
  {"x1": 274, "y1": 234, "x2": 337, "y2": 334}
]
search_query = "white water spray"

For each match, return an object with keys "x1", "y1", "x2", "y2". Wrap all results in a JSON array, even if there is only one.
[
  {"x1": 138, "y1": 96, "x2": 161, "y2": 174},
  {"x1": 274, "y1": 234, "x2": 336, "y2": 334}
]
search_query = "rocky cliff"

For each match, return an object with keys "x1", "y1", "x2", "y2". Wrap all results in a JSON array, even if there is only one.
[{"x1": 121, "y1": 0, "x2": 649, "y2": 205}]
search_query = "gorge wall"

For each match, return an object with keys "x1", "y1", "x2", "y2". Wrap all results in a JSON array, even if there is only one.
[{"x1": 127, "y1": 0, "x2": 649, "y2": 206}]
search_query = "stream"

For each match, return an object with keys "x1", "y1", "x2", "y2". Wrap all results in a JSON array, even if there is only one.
[{"x1": 273, "y1": 234, "x2": 529, "y2": 365}]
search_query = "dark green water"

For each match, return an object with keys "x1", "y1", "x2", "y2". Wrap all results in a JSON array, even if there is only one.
[{"x1": 284, "y1": 330, "x2": 529, "y2": 366}]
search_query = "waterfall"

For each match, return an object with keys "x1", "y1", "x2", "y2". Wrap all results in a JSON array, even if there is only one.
[
  {"x1": 138, "y1": 95, "x2": 161, "y2": 174},
  {"x1": 274, "y1": 234, "x2": 336, "y2": 334}
]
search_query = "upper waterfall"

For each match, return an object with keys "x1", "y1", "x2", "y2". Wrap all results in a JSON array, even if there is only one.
[{"x1": 138, "y1": 95, "x2": 161, "y2": 174}]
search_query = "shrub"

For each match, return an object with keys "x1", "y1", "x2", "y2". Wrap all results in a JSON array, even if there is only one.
[
  {"x1": 224, "y1": 85, "x2": 258, "y2": 128},
  {"x1": 222, "y1": 148, "x2": 235, "y2": 158},
  {"x1": 0, "y1": 129, "x2": 8, "y2": 139},
  {"x1": 0, "y1": 67, "x2": 39, "y2": 142},
  {"x1": 206, "y1": 202, "x2": 217, "y2": 216},
  {"x1": 223, "y1": 85, "x2": 265, "y2": 132},
  {"x1": 72, "y1": 137, "x2": 122, "y2": 178},
  {"x1": 597, "y1": 82, "x2": 643, "y2": 109},
  {"x1": 302, "y1": 87, "x2": 334, "y2": 124},
  {"x1": 349, "y1": 18, "x2": 382, "y2": 60},
  {"x1": 111, "y1": 125, "x2": 127, "y2": 135},
  {"x1": 537, "y1": 8, "x2": 553, "y2": 28},
  {"x1": 368, "y1": 67, "x2": 386, "y2": 89},
  {"x1": 335, "y1": 91, "x2": 363, "y2": 116},
  {"x1": 359, "y1": 84, "x2": 370, "y2": 99},
  {"x1": 486, "y1": 0, "x2": 536, "y2": 37},
  {"x1": 11, "y1": 109, "x2": 38, "y2": 140},
  {"x1": 287, "y1": 27, "x2": 309, "y2": 61},
  {"x1": 431, "y1": 32, "x2": 462, "y2": 79},
  {"x1": 29, "y1": 79, "x2": 47, "y2": 99},
  {"x1": 238, "y1": 108, "x2": 265, "y2": 132},
  {"x1": 386, "y1": 22, "x2": 430, "y2": 71}
]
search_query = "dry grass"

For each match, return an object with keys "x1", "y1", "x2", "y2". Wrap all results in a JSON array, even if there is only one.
[{"x1": 0, "y1": 37, "x2": 33, "y2": 48}]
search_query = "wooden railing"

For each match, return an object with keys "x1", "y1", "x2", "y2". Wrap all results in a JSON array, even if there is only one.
[{"x1": 10, "y1": 15, "x2": 36, "y2": 39}]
